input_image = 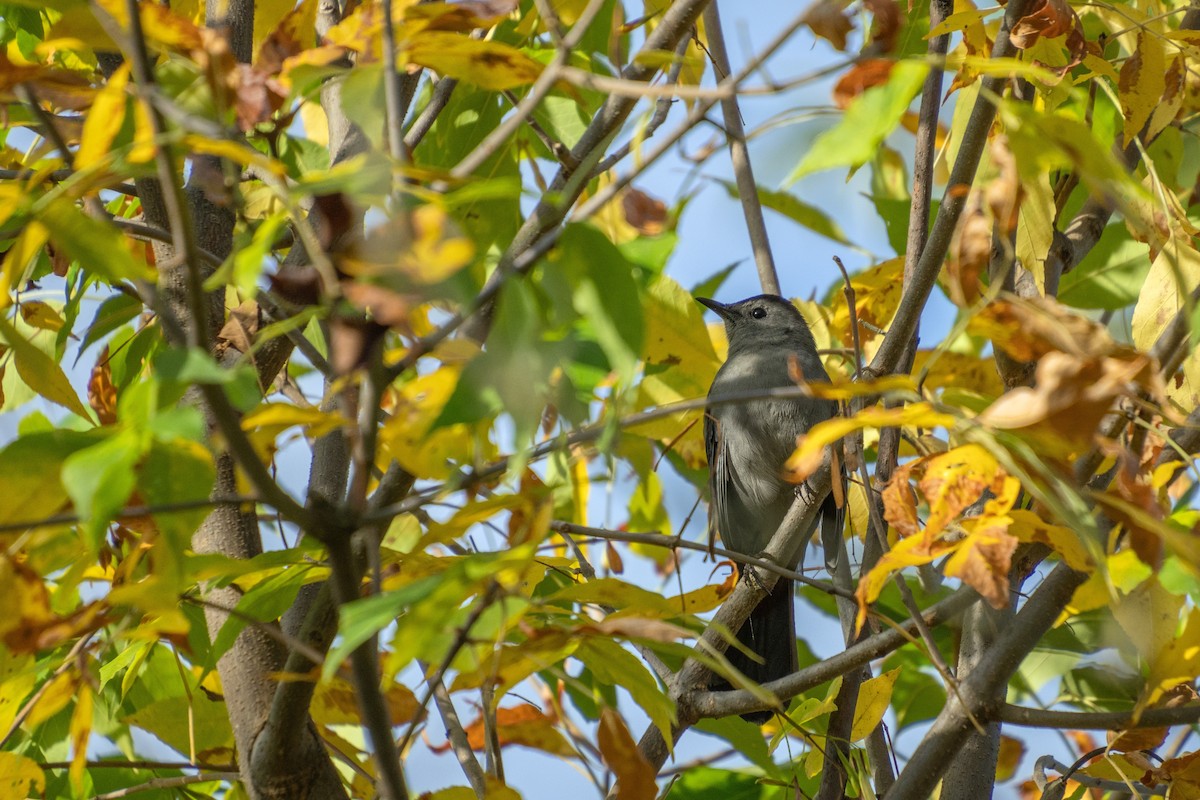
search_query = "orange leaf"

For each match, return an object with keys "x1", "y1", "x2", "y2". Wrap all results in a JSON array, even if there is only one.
[{"x1": 597, "y1": 708, "x2": 656, "y2": 800}]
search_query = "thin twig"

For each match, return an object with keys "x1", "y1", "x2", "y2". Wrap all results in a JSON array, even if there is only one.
[
  {"x1": 428, "y1": 673, "x2": 488, "y2": 798},
  {"x1": 404, "y1": 77, "x2": 458, "y2": 150},
  {"x1": 181, "y1": 595, "x2": 329, "y2": 669},
  {"x1": 0, "y1": 494, "x2": 259, "y2": 537},
  {"x1": 0, "y1": 635, "x2": 92, "y2": 750},
  {"x1": 550, "y1": 521, "x2": 850, "y2": 599},
  {"x1": 449, "y1": 0, "x2": 609, "y2": 180},
  {"x1": 702, "y1": 2, "x2": 778, "y2": 294},
  {"x1": 92, "y1": 773, "x2": 242, "y2": 800}
]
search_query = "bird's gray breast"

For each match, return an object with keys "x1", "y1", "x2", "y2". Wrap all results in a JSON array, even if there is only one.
[{"x1": 709, "y1": 347, "x2": 829, "y2": 526}]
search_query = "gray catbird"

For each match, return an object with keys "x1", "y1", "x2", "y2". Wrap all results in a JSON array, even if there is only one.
[{"x1": 699, "y1": 294, "x2": 842, "y2": 722}]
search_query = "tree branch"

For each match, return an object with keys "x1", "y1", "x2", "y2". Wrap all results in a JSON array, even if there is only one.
[
  {"x1": 701, "y1": 1, "x2": 778, "y2": 294},
  {"x1": 868, "y1": 0, "x2": 1033, "y2": 376}
]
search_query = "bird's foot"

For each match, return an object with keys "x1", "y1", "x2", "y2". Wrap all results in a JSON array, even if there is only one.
[{"x1": 794, "y1": 481, "x2": 816, "y2": 506}]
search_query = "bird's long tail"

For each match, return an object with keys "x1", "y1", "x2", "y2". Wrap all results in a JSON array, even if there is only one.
[{"x1": 724, "y1": 578, "x2": 796, "y2": 724}]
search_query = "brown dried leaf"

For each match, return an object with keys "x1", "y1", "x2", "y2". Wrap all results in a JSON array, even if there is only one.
[
  {"x1": 978, "y1": 351, "x2": 1155, "y2": 451},
  {"x1": 803, "y1": 0, "x2": 855, "y2": 51},
  {"x1": 1009, "y1": 0, "x2": 1074, "y2": 49},
  {"x1": 968, "y1": 296, "x2": 1122, "y2": 362},
  {"x1": 622, "y1": 188, "x2": 667, "y2": 235},
  {"x1": 863, "y1": 0, "x2": 901, "y2": 53},
  {"x1": 946, "y1": 197, "x2": 990, "y2": 306},
  {"x1": 585, "y1": 617, "x2": 692, "y2": 643},
  {"x1": 443, "y1": 704, "x2": 576, "y2": 758},
  {"x1": 833, "y1": 59, "x2": 894, "y2": 108},
  {"x1": 944, "y1": 520, "x2": 1018, "y2": 609},
  {"x1": 87, "y1": 348, "x2": 118, "y2": 426},
  {"x1": 598, "y1": 708, "x2": 656, "y2": 800},
  {"x1": 881, "y1": 461, "x2": 920, "y2": 538}
]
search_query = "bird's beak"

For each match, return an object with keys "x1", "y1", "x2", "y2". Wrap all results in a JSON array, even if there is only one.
[{"x1": 697, "y1": 297, "x2": 738, "y2": 321}]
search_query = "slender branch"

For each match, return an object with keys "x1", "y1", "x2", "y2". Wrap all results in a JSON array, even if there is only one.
[
  {"x1": 17, "y1": 85, "x2": 75, "y2": 167},
  {"x1": 404, "y1": 77, "x2": 457, "y2": 150},
  {"x1": 181, "y1": 595, "x2": 328, "y2": 669},
  {"x1": 868, "y1": 0, "x2": 1033, "y2": 376},
  {"x1": 429, "y1": 675, "x2": 488, "y2": 798},
  {"x1": 0, "y1": 167, "x2": 137, "y2": 196},
  {"x1": 39, "y1": 759, "x2": 236, "y2": 771},
  {"x1": 887, "y1": 563, "x2": 1087, "y2": 799},
  {"x1": 701, "y1": 1, "x2": 778, "y2": 293},
  {"x1": 592, "y1": 34, "x2": 690, "y2": 175},
  {"x1": 0, "y1": 635, "x2": 92, "y2": 750},
  {"x1": 92, "y1": 773, "x2": 241, "y2": 800},
  {"x1": 0, "y1": 494, "x2": 259, "y2": 536},
  {"x1": 380, "y1": 0, "x2": 407, "y2": 167},
  {"x1": 550, "y1": 521, "x2": 850, "y2": 599},
  {"x1": 681, "y1": 587, "x2": 981, "y2": 731},
  {"x1": 1001, "y1": 703, "x2": 1200, "y2": 729},
  {"x1": 449, "y1": 0, "x2": 610, "y2": 180},
  {"x1": 325, "y1": 530, "x2": 411, "y2": 800}
]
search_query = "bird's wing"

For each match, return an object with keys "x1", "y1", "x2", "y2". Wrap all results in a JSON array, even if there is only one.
[{"x1": 704, "y1": 407, "x2": 727, "y2": 554}]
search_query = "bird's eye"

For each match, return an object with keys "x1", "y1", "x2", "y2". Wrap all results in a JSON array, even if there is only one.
[{"x1": 751, "y1": 307, "x2": 767, "y2": 319}]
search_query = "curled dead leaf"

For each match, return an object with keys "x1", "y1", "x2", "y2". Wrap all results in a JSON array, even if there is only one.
[{"x1": 803, "y1": 0, "x2": 855, "y2": 51}]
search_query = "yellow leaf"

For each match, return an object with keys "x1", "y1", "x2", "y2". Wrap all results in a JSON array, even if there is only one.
[
  {"x1": 378, "y1": 365, "x2": 493, "y2": 479},
  {"x1": 77, "y1": 62, "x2": 130, "y2": 171},
  {"x1": 1119, "y1": 31, "x2": 1167, "y2": 147},
  {"x1": 25, "y1": 670, "x2": 75, "y2": 728},
  {"x1": 995, "y1": 735, "x2": 1025, "y2": 782},
  {"x1": 784, "y1": 403, "x2": 956, "y2": 483},
  {"x1": 1008, "y1": 509, "x2": 1094, "y2": 571},
  {"x1": 0, "y1": 222, "x2": 49, "y2": 305},
  {"x1": 849, "y1": 667, "x2": 899, "y2": 742},
  {"x1": 0, "y1": 317, "x2": 93, "y2": 422},
  {"x1": 629, "y1": 276, "x2": 720, "y2": 468},
  {"x1": 405, "y1": 33, "x2": 543, "y2": 90},
  {"x1": 68, "y1": 683, "x2": 93, "y2": 794},
  {"x1": 1143, "y1": 606, "x2": 1200, "y2": 709},
  {"x1": 19, "y1": 301, "x2": 65, "y2": 333},
  {"x1": 799, "y1": 374, "x2": 916, "y2": 400},
  {"x1": 241, "y1": 402, "x2": 344, "y2": 438},
  {"x1": 182, "y1": 134, "x2": 287, "y2": 176},
  {"x1": 0, "y1": 752, "x2": 44, "y2": 798},
  {"x1": 919, "y1": 444, "x2": 1010, "y2": 539},
  {"x1": 0, "y1": 647, "x2": 35, "y2": 735},
  {"x1": 252, "y1": 0, "x2": 301, "y2": 59},
  {"x1": 826, "y1": 257, "x2": 904, "y2": 354},
  {"x1": 1114, "y1": 577, "x2": 1184, "y2": 664},
  {"x1": 856, "y1": 534, "x2": 956, "y2": 629}
]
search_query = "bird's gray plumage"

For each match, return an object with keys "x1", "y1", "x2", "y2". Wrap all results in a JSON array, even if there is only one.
[{"x1": 700, "y1": 294, "x2": 841, "y2": 722}]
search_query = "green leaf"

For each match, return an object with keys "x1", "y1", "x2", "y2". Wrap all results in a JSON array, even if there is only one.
[
  {"x1": 36, "y1": 199, "x2": 154, "y2": 282},
  {"x1": 786, "y1": 61, "x2": 929, "y2": 184},
  {"x1": 663, "y1": 766, "x2": 775, "y2": 799},
  {"x1": 558, "y1": 224, "x2": 644, "y2": 381},
  {"x1": 61, "y1": 428, "x2": 143, "y2": 547},
  {"x1": 1058, "y1": 223, "x2": 1151, "y2": 310},
  {"x1": 689, "y1": 261, "x2": 741, "y2": 301},
  {"x1": 577, "y1": 638, "x2": 675, "y2": 745},
  {"x1": 0, "y1": 428, "x2": 100, "y2": 526},
  {"x1": 204, "y1": 212, "x2": 288, "y2": 298},
  {"x1": 324, "y1": 575, "x2": 442, "y2": 681},
  {"x1": 0, "y1": 316, "x2": 93, "y2": 422},
  {"x1": 209, "y1": 565, "x2": 314, "y2": 666},
  {"x1": 139, "y1": 439, "x2": 215, "y2": 553},
  {"x1": 152, "y1": 347, "x2": 260, "y2": 410},
  {"x1": 715, "y1": 180, "x2": 852, "y2": 245}
]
